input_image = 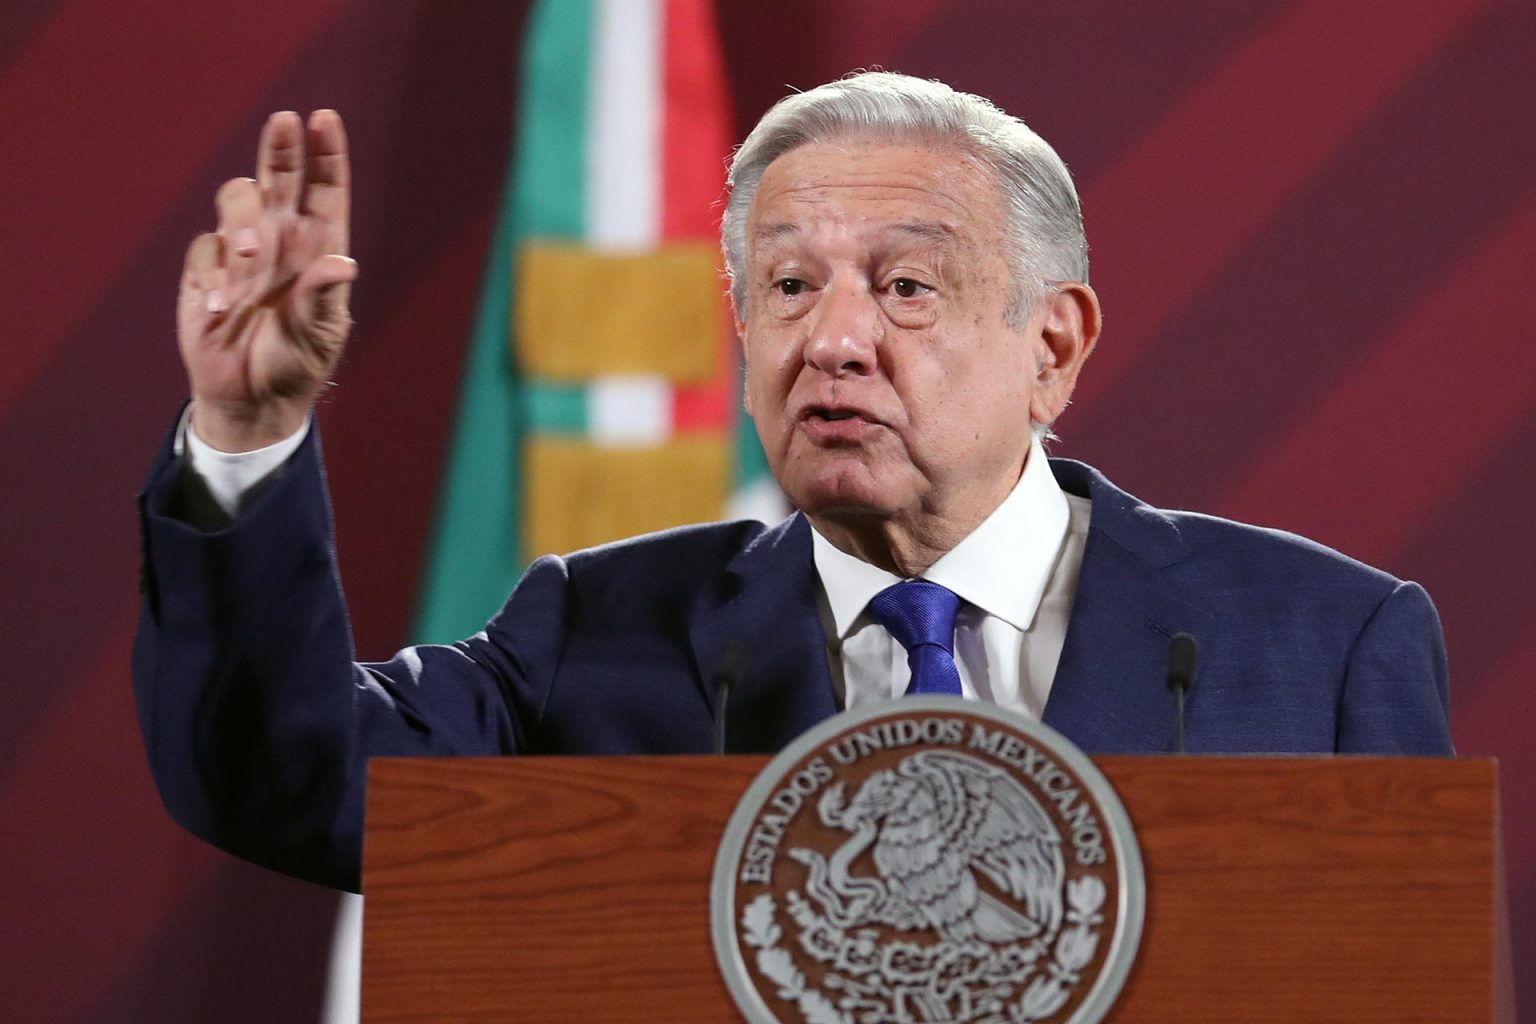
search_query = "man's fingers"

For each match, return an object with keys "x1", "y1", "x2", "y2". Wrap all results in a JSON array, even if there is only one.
[
  {"x1": 183, "y1": 231, "x2": 225, "y2": 279},
  {"x1": 215, "y1": 177, "x2": 266, "y2": 285},
  {"x1": 300, "y1": 110, "x2": 350, "y2": 251},
  {"x1": 258, "y1": 111, "x2": 305, "y2": 212},
  {"x1": 293, "y1": 254, "x2": 358, "y2": 336},
  {"x1": 298, "y1": 253, "x2": 359, "y2": 290},
  {"x1": 294, "y1": 254, "x2": 359, "y2": 308},
  {"x1": 182, "y1": 232, "x2": 229, "y2": 313},
  {"x1": 215, "y1": 177, "x2": 263, "y2": 237}
]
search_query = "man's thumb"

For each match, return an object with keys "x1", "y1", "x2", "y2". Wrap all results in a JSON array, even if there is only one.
[{"x1": 297, "y1": 254, "x2": 358, "y2": 294}]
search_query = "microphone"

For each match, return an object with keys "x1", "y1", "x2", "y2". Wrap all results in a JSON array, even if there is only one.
[
  {"x1": 1165, "y1": 632, "x2": 1198, "y2": 755},
  {"x1": 713, "y1": 645, "x2": 747, "y2": 756}
]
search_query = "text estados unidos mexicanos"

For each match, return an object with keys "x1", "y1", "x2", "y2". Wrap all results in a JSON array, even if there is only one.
[{"x1": 738, "y1": 719, "x2": 1108, "y2": 884}]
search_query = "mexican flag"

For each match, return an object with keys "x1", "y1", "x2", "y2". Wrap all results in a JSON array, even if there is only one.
[
  {"x1": 411, "y1": 0, "x2": 778, "y2": 645},
  {"x1": 327, "y1": 5, "x2": 777, "y2": 1019}
]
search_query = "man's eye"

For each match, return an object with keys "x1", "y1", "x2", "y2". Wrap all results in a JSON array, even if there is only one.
[
  {"x1": 774, "y1": 278, "x2": 806, "y2": 297},
  {"x1": 890, "y1": 278, "x2": 930, "y2": 298}
]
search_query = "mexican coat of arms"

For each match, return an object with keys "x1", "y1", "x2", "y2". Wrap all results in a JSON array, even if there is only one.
[{"x1": 712, "y1": 699, "x2": 1143, "y2": 1024}]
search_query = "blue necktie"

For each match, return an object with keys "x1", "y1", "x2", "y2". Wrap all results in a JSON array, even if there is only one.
[{"x1": 868, "y1": 580, "x2": 964, "y2": 696}]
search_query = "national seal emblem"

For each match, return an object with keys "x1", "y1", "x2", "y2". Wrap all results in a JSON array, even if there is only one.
[{"x1": 711, "y1": 698, "x2": 1144, "y2": 1024}]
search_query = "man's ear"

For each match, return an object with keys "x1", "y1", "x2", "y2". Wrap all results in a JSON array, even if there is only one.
[{"x1": 1029, "y1": 282, "x2": 1101, "y2": 426}]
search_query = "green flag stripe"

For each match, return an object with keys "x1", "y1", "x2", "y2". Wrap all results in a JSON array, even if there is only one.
[
  {"x1": 733, "y1": 403, "x2": 771, "y2": 487},
  {"x1": 409, "y1": 180, "x2": 523, "y2": 643},
  {"x1": 410, "y1": 0, "x2": 594, "y2": 643},
  {"x1": 514, "y1": 0, "x2": 592, "y2": 239},
  {"x1": 525, "y1": 381, "x2": 589, "y2": 435}
]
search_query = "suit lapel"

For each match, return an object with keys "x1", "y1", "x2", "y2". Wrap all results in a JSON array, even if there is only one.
[
  {"x1": 688, "y1": 464, "x2": 1213, "y2": 755},
  {"x1": 1042, "y1": 460, "x2": 1213, "y2": 753},
  {"x1": 690, "y1": 514, "x2": 839, "y2": 754}
]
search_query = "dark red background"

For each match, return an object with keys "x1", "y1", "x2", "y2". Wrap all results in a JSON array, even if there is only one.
[{"x1": 1, "y1": 2, "x2": 1529, "y2": 1019}]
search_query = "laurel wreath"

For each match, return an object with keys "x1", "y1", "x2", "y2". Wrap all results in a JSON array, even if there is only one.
[
  {"x1": 743, "y1": 894, "x2": 851, "y2": 1024},
  {"x1": 740, "y1": 875, "x2": 1106, "y2": 1024},
  {"x1": 1011, "y1": 876, "x2": 1105, "y2": 1023}
]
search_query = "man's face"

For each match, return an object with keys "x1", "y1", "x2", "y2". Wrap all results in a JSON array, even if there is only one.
[{"x1": 740, "y1": 140, "x2": 1062, "y2": 531}]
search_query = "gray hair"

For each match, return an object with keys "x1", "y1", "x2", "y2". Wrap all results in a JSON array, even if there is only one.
[{"x1": 721, "y1": 71, "x2": 1088, "y2": 328}]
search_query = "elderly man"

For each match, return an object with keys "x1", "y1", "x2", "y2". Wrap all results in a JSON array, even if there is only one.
[{"x1": 135, "y1": 73, "x2": 1451, "y2": 892}]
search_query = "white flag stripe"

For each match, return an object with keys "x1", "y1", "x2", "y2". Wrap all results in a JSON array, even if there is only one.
[
  {"x1": 586, "y1": 0, "x2": 662, "y2": 250},
  {"x1": 725, "y1": 473, "x2": 790, "y2": 525},
  {"x1": 588, "y1": 375, "x2": 673, "y2": 446}
]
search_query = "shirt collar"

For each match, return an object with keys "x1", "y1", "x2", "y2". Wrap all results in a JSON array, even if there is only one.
[{"x1": 810, "y1": 438, "x2": 1071, "y2": 638}]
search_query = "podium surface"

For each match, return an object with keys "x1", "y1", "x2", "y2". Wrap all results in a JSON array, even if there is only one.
[{"x1": 364, "y1": 755, "x2": 1507, "y2": 1022}]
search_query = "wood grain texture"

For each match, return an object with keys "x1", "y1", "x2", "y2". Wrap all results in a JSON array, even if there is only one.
[{"x1": 363, "y1": 756, "x2": 1502, "y2": 1023}]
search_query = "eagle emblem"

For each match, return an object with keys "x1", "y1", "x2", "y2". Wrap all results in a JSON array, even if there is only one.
[
  {"x1": 792, "y1": 750, "x2": 1064, "y2": 946},
  {"x1": 713, "y1": 701, "x2": 1143, "y2": 1024}
]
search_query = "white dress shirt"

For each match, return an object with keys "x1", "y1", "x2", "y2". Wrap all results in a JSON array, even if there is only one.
[
  {"x1": 178, "y1": 419, "x2": 1090, "y2": 721},
  {"x1": 175, "y1": 408, "x2": 311, "y2": 518},
  {"x1": 811, "y1": 438, "x2": 1090, "y2": 720}
]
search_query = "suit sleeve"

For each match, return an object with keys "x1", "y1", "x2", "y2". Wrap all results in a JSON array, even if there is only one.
[
  {"x1": 1335, "y1": 579, "x2": 1454, "y2": 755},
  {"x1": 132, "y1": 417, "x2": 566, "y2": 891}
]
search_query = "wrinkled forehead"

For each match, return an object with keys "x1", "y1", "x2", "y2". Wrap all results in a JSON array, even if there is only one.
[
  {"x1": 749, "y1": 218, "x2": 961, "y2": 269},
  {"x1": 745, "y1": 139, "x2": 1007, "y2": 256}
]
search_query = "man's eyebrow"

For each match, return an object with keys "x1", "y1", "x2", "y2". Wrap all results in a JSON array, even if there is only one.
[
  {"x1": 750, "y1": 222, "x2": 802, "y2": 251},
  {"x1": 886, "y1": 221, "x2": 957, "y2": 246}
]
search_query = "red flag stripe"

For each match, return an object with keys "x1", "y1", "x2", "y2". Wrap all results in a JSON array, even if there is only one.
[
  {"x1": 659, "y1": 0, "x2": 731, "y2": 241},
  {"x1": 658, "y1": 0, "x2": 738, "y2": 443},
  {"x1": 0, "y1": 0, "x2": 351, "y2": 421},
  {"x1": 1212, "y1": 191, "x2": 1536, "y2": 568},
  {"x1": 671, "y1": 376, "x2": 731, "y2": 433},
  {"x1": 1074, "y1": 0, "x2": 1493, "y2": 409}
]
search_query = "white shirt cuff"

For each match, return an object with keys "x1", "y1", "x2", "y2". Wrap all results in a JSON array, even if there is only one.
[{"x1": 174, "y1": 407, "x2": 311, "y2": 518}]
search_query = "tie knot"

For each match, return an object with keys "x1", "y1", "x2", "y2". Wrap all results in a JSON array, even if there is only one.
[{"x1": 868, "y1": 580, "x2": 961, "y2": 655}]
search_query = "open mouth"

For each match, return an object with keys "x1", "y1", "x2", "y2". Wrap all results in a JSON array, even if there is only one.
[
  {"x1": 806, "y1": 405, "x2": 865, "y2": 422},
  {"x1": 799, "y1": 406, "x2": 877, "y2": 443}
]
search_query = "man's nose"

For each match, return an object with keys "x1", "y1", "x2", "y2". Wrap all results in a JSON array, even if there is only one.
[{"x1": 803, "y1": 280, "x2": 879, "y2": 377}]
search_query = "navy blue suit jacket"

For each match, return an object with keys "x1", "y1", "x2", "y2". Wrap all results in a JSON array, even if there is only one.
[{"x1": 134, "y1": 424, "x2": 1452, "y2": 891}]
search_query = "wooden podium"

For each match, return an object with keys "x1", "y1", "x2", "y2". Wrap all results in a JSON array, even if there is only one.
[{"x1": 362, "y1": 755, "x2": 1514, "y2": 1022}]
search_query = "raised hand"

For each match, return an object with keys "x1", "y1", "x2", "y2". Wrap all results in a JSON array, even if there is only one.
[{"x1": 178, "y1": 110, "x2": 358, "y2": 452}]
